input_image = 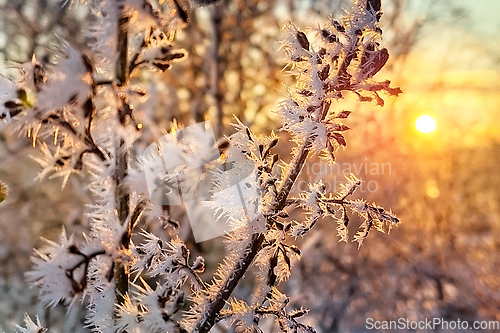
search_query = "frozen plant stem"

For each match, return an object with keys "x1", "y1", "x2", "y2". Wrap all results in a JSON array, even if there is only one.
[
  {"x1": 114, "y1": 138, "x2": 130, "y2": 308},
  {"x1": 116, "y1": 14, "x2": 130, "y2": 87},
  {"x1": 194, "y1": 233, "x2": 266, "y2": 333},
  {"x1": 114, "y1": 10, "x2": 131, "y2": 309},
  {"x1": 276, "y1": 100, "x2": 331, "y2": 209}
]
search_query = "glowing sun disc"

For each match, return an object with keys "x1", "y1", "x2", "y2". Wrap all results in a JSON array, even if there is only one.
[{"x1": 415, "y1": 115, "x2": 436, "y2": 133}]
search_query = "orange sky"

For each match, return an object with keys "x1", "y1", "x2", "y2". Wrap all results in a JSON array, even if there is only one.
[{"x1": 384, "y1": 0, "x2": 500, "y2": 148}]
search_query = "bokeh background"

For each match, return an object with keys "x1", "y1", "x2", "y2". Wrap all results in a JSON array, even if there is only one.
[{"x1": 0, "y1": 0, "x2": 499, "y2": 332}]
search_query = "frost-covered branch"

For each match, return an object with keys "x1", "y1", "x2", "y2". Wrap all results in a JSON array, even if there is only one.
[
  {"x1": 192, "y1": 1, "x2": 401, "y2": 331},
  {"x1": 114, "y1": 6, "x2": 132, "y2": 309}
]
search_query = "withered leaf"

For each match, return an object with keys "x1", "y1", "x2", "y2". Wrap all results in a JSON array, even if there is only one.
[
  {"x1": 335, "y1": 110, "x2": 351, "y2": 118},
  {"x1": 289, "y1": 245, "x2": 301, "y2": 256},
  {"x1": 359, "y1": 48, "x2": 389, "y2": 80},
  {"x1": 268, "y1": 253, "x2": 278, "y2": 287},
  {"x1": 299, "y1": 90, "x2": 313, "y2": 97},
  {"x1": 326, "y1": 140, "x2": 335, "y2": 162},
  {"x1": 269, "y1": 137, "x2": 279, "y2": 148},
  {"x1": 319, "y1": 64, "x2": 330, "y2": 81},
  {"x1": 152, "y1": 61, "x2": 171, "y2": 71},
  {"x1": 318, "y1": 48, "x2": 327, "y2": 58},
  {"x1": 81, "y1": 54, "x2": 93, "y2": 73},
  {"x1": 332, "y1": 20, "x2": 345, "y2": 33},
  {"x1": 4, "y1": 100, "x2": 21, "y2": 109},
  {"x1": 296, "y1": 31, "x2": 310, "y2": 51},
  {"x1": 162, "y1": 52, "x2": 186, "y2": 62},
  {"x1": 283, "y1": 253, "x2": 291, "y2": 271},
  {"x1": 328, "y1": 123, "x2": 350, "y2": 131},
  {"x1": 321, "y1": 29, "x2": 337, "y2": 43},
  {"x1": 331, "y1": 132, "x2": 346, "y2": 146},
  {"x1": 367, "y1": 0, "x2": 382, "y2": 12}
]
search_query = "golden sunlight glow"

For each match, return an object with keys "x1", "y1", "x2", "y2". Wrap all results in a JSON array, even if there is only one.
[
  {"x1": 425, "y1": 179, "x2": 440, "y2": 198},
  {"x1": 415, "y1": 115, "x2": 436, "y2": 133}
]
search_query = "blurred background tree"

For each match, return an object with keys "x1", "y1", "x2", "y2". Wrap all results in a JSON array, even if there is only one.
[{"x1": 0, "y1": 0, "x2": 499, "y2": 331}]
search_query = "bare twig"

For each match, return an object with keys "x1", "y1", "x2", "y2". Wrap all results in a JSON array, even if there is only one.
[{"x1": 114, "y1": 9, "x2": 131, "y2": 309}]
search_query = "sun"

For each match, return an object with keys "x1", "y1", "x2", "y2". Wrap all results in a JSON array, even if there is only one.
[{"x1": 415, "y1": 115, "x2": 436, "y2": 133}]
